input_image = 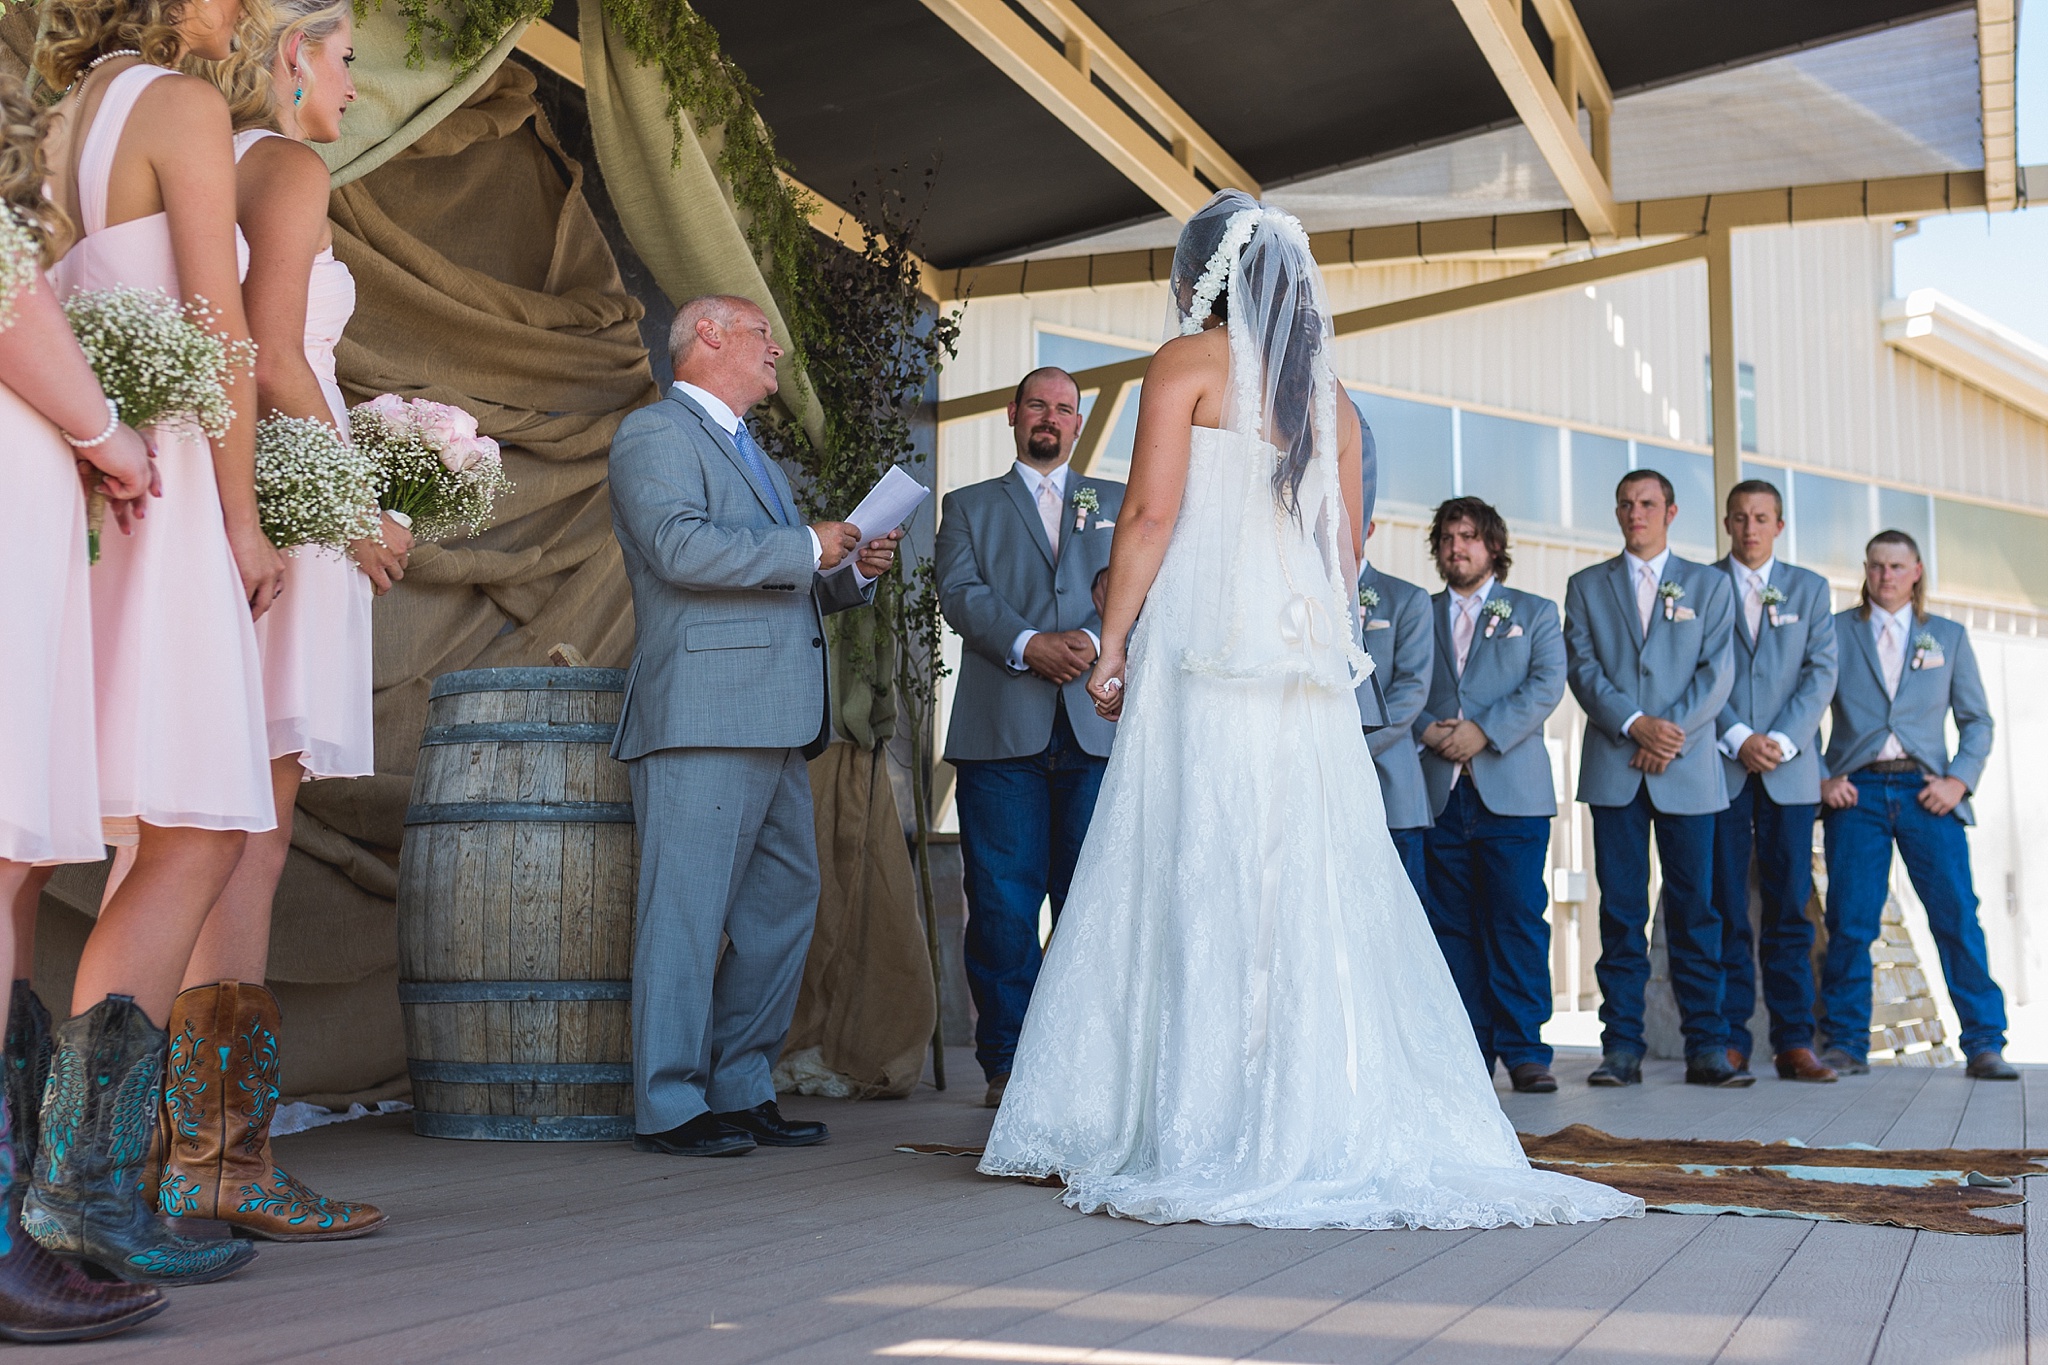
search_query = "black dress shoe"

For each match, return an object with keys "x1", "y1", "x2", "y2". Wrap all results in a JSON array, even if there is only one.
[
  {"x1": 714, "y1": 1101, "x2": 829, "y2": 1147},
  {"x1": 1817, "y1": 1045, "x2": 1870, "y2": 1076},
  {"x1": 1586, "y1": 1051, "x2": 1642, "y2": 1086},
  {"x1": 1685, "y1": 1052, "x2": 1756, "y2": 1087},
  {"x1": 1967, "y1": 1050, "x2": 2020, "y2": 1080},
  {"x1": 633, "y1": 1113, "x2": 755, "y2": 1157},
  {"x1": 1508, "y1": 1063, "x2": 1557, "y2": 1093}
]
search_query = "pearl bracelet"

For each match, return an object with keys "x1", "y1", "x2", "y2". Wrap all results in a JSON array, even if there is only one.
[{"x1": 62, "y1": 397, "x2": 121, "y2": 450}]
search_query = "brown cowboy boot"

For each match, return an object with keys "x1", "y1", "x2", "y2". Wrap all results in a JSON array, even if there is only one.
[{"x1": 158, "y1": 982, "x2": 385, "y2": 1241}]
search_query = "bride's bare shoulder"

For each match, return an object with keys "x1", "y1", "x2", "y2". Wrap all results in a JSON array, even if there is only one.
[{"x1": 1145, "y1": 327, "x2": 1227, "y2": 391}]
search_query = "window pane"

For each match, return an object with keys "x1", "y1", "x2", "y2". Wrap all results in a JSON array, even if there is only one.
[
  {"x1": 1638, "y1": 445, "x2": 1716, "y2": 557},
  {"x1": 1572, "y1": 432, "x2": 1630, "y2": 535},
  {"x1": 1933, "y1": 500, "x2": 2048, "y2": 608},
  {"x1": 1353, "y1": 390, "x2": 1452, "y2": 511},
  {"x1": 1459, "y1": 411, "x2": 1560, "y2": 527},
  {"x1": 1792, "y1": 470, "x2": 1872, "y2": 578},
  {"x1": 1877, "y1": 487, "x2": 1932, "y2": 550},
  {"x1": 1033, "y1": 330, "x2": 1148, "y2": 426}
]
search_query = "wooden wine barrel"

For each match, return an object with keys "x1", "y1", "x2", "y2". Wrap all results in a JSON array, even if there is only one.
[{"x1": 396, "y1": 666, "x2": 637, "y2": 1140}]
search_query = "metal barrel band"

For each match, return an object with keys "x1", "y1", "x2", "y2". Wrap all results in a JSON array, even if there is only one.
[
  {"x1": 428, "y1": 667, "x2": 626, "y2": 699},
  {"x1": 419, "y1": 722, "x2": 619, "y2": 747},
  {"x1": 402, "y1": 801, "x2": 635, "y2": 826},
  {"x1": 407, "y1": 1060, "x2": 632, "y2": 1085},
  {"x1": 398, "y1": 980, "x2": 632, "y2": 1004},
  {"x1": 412, "y1": 1112, "x2": 633, "y2": 1143}
]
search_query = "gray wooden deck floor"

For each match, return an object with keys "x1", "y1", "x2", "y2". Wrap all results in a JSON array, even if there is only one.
[{"x1": 48, "y1": 1049, "x2": 2045, "y2": 1364}]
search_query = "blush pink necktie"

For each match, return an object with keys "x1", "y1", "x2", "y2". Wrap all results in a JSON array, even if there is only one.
[
  {"x1": 1636, "y1": 563, "x2": 1656, "y2": 635},
  {"x1": 1453, "y1": 597, "x2": 1477, "y2": 677},
  {"x1": 1743, "y1": 573, "x2": 1763, "y2": 638},
  {"x1": 1037, "y1": 479, "x2": 1062, "y2": 554}
]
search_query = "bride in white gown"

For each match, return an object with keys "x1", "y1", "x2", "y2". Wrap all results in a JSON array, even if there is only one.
[{"x1": 977, "y1": 191, "x2": 1643, "y2": 1231}]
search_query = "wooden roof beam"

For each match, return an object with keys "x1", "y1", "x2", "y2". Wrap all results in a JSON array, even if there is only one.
[
  {"x1": 1979, "y1": 0, "x2": 2019, "y2": 211},
  {"x1": 917, "y1": 0, "x2": 1254, "y2": 220},
  {"x1": 1449, "y1": 0, "x2": 1621, "y2": 241}
]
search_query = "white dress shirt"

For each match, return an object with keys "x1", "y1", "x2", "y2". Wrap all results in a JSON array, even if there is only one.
[
  {"x1": 673, "y1": 381, "x2": 871, "y2": 588},
  {"x1": 1619, "y1": 547, "x2": 1671, "y2": 739},
  {"x1": 1717, "y1": 556, "x2": 1799, "y2": 765},
  {"x1": 1870, "y1": 600, "x2": 1917, "y2": 760},
  {"x1": 1006, "y1": 460, "x2": 1100, "y2": 671}
]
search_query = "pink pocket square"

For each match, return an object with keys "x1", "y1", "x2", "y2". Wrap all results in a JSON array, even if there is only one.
[
  {"x1": 1673, "y1": 606, "x2": 1697, "y2": 621},
  {"x1": 1504, "y1": 624, "x2": 1523, "y2": 638}
]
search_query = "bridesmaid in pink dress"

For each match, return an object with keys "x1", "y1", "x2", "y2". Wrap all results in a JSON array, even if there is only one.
[
  {"x1": 23, "y1": 0, "x2": 276, "y2": 1287},
  {"x1": 0, "y1": 74, "x2": 169, "y2": 1343},
  {"x1": 165, "y1": 0, "x2": 393, "y2": 1241}
]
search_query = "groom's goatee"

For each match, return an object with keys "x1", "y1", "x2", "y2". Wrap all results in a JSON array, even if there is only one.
[{"x1": 1027, "y1": 430, "x2": 1061, "y2": 459}]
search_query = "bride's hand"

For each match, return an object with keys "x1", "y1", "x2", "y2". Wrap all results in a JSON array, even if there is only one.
[{"x1": 1088, "y1": 651, "x2": 1127, "y2": 721}]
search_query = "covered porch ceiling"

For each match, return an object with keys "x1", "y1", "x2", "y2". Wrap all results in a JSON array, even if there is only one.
[{"x1": 662, "y1": 0, "x2": 2004, "y2": 270}]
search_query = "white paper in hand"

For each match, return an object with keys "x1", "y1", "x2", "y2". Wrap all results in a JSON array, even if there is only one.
[{"x1": 843, "y1": 465, "x2": 930, "y2": 543}]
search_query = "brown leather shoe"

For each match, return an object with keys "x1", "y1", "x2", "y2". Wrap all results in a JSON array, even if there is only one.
[
  {"x1": 1773, "y1": 1047, "x2": 1838, "y2": 1082},
  {"x1": 1508, "y1": 1063, "x2": 1557, "y2": 1093},
  {"x1": 1726, "y1": 1049, "x2": 1753, "y2": 1081},
  {"x1": 159, "y1": 982, "x2": 386, "y2": 1241},
  {"x1": 983, "y1": 1073, "x2": 1010, "y2": 1109}
]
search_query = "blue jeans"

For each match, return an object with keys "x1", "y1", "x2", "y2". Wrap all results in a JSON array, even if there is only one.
[
  {"x1": 1421, "y1": 781, "x2": 1554, "y2": 1070},
  {"x1": 954, "y1": 702, "x2": 1108, "y2": 1081},
  {"x1": 1388, "y1": 826, "x2": 1428, "y2": 905},
  {"x1": 1713, "y1": 775, "x2": 1820, "y2": 1057},
  {"x1": 1820, "y1": 769, "x2": 2006, "y2": 1061},
  {"x1": 1590, "y1": 787, "x2": 1725, "y2": 1061}
]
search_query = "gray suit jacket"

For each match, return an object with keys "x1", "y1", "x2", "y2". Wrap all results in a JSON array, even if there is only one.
[
  {"x1": 1823, "y1": 609, "x2": 1993, "y2": 825},
  {"x1": 607, "y1": 389, "x2": 873, "y2": 762},
  {"x1": 936, "y1": 467, "x2": 1124, "y2": 762},
  {"x1": 1564, "y1": 553, "x2": 1736, "y2": 816},
  {"x1": 1713, "y1": 557, "x2": 1838, "y2": 807},
  {"x1": 1355, "y1": 564, "x2": 1432, "y2": 829},
  {"x1": 1414, "y1": 582, "x2": 1566, "y2": 820}
]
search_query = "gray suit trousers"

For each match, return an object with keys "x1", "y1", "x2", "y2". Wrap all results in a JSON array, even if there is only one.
[{"x1": 628, "y1": 745, "x2": 820, "y2": 1132}]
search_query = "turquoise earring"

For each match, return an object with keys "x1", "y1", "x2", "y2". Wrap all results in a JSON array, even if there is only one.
[{"x1": 293, "y1": 86, "x2": 302, "y2": 106}]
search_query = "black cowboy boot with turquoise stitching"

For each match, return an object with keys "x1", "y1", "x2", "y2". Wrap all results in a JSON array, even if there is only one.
[
  {"x1": 5, "y1": 982, "x2": 51, "y2": 1174},
  {"x1": 20, "y1": 995, "x2": 256, "y2": 1286}
]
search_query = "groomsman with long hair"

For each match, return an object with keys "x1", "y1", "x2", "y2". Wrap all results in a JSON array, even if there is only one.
[
  {"x1": 1415, "y1": 497, "x2": 1567, "y2": 1093},
  {"x1": 1817, "y1": 530, "x2": 2012, "y2": 1080}
]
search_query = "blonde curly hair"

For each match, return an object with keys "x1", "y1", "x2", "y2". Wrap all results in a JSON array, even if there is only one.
[
  {"x1": 0, "y1": 72, "x2": 68, "y2": 265},
  {"x1": 187, "y1": 0, "x2": 343, "y2": 132},
  {"x1": 36, "y1": 0, "x2": 192, "y2": 91}
]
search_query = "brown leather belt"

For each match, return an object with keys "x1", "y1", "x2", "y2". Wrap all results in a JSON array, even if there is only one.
[{"x1": 1860, "y1": 758, "x2": 1924, "y2": 775}]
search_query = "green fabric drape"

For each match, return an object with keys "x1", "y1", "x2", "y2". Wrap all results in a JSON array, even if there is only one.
[
  {"x1": 317, "y1": 10, "x2": 528, "y2": 188},
  {"x1": 574, "y1": 2, "x2": 822, "y2": 447}
]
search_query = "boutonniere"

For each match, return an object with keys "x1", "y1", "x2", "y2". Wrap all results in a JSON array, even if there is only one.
[
  {"x1": 1482, "y1": 598, "x2": 1513, "y2": 638},
  {"x1": 1070, "y1": 485, "x2": 1099, "y2": 532},
  {"x1": 1760, "y1": 584, "x2": 1787, "y2": 626},
  {"x1": 1910, "y1": 631, "x2": 1943, "y2": 670},
  {"x1": 1358, "y1": 585, "x2": 1380, "y2": 612},
  {"x1": 1658, "y1": 581, "x2": 1685, "y2": 621}
]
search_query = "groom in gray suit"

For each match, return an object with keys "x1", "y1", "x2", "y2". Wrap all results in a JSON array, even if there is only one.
[
  {"x1": 937, "y1": 367, "x2": 1124, "y2": 1108},
  {"x1": 609, "y1": 295, "x2": 898, "y2": 1157},
  {"x1": 1564, "y1": 469, "x2": 1738, "y2": 1089}
]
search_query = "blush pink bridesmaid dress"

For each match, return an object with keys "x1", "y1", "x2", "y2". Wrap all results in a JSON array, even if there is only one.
[
  {"x1": 235, "y1": 129, "x2": 373, "y2": 781},
  {"x1": 0, "y1": 284, "x2": 101, "y2": 864},
  {"x1": 48, "y1": 64, "x2": 272, "y2": 841}
]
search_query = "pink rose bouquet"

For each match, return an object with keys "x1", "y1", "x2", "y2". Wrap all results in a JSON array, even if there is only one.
[{"x1": 349, "y1": 395, "x2": 512, "y2": 541}]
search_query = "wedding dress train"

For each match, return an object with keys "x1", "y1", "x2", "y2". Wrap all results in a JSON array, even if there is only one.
[{"x1": 978, "y1": 424, "x2": 1643, "y2": 1231}]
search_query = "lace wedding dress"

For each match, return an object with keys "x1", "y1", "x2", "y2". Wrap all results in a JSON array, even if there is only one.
[{"x1": 977, "y1": 416, "x2": 1643, "y2": 1230}]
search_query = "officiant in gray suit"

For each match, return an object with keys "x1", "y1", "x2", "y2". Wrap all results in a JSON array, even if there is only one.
[
  {"x1": 936, "y1": 367, "x2": 1124, "y2": 1109},
  {"x1": 609, "y1": 295, "x2": 898, "y2": 1158}
]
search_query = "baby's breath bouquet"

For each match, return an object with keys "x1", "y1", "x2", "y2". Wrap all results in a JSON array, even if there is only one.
[
  {"x1": 0, "y1": 207, "x2": 44, "y2": 333},
  {"x1": 255, "y1": 415, "x2": 380, "y2": 552},
  {"x1": 63, "y1": 286, "x2": 256, "y2": 561},
  {"x1": 349, "y1": 394, "x2": 512, "y2": 541}
]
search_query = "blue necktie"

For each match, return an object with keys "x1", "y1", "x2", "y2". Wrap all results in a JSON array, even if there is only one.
[{"x1": 731, "y1": 422, "x2": 789, "y2": 524}]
